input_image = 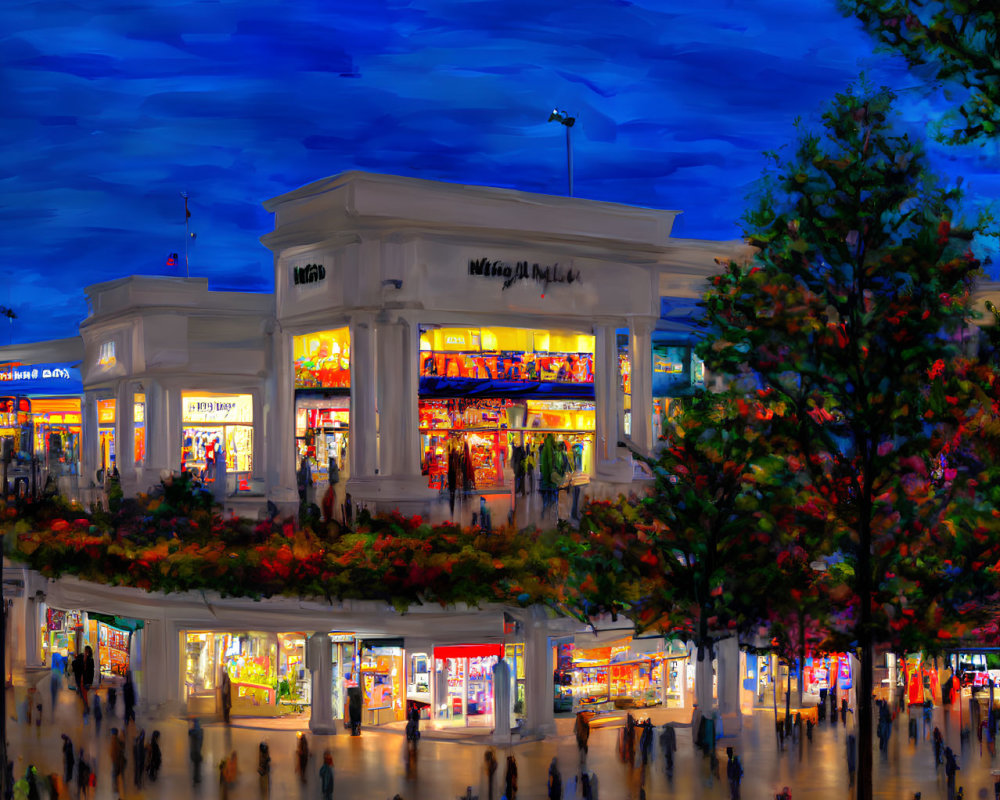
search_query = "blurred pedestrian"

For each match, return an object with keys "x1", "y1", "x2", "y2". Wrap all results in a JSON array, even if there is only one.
[
  {"x1": 91, "y1": 695, "x2": 102, "y2": 736},
  {"x1": 660, "y1": 723, "x2": 676, "y2": 774},
  {"x1": 109, "y1": 728, "x2": 126, "y2": 799},
  {"x1": 295, "y1": 731, "x2": 309, "y2": 783},
  {"x1": 547, "y1": 758, "x2": 562, "y2": 800},
  {"x1": 504, "y1": 755, "x2": 517, "y2": 800},
  {"x1": 258, "y1": 741, "x2": 271, "y2": 798},
  {"x1": 933, "y1": 727, "x2": 944, "y2": 765},
  {"x1": 122, "y1": 672, "x2": 136, "y2": 726},
  {"x1": 48, "y1": 660, "x2": 61, "y2": 720},
  {"x1": 846, "y1": 732, "x2": 857, "y2": 786},
  {"x1": 133, "y1": 728, "x2": 146, "y2": 789},
  {"x1": 189, "y1": 718, "x2": 204, "y2": 785},
  {"x1": 574, "y1": 712, "x2": 590, "y2": 756},
  {"x1": 944, "y1": 746, "x2": 959, "y2": 799},
  {"x1": 220, "y1": 670, "x2": 232, "y2": 725},
  {"x1": 60, "y1": 735, "x2": 74, "y2": 787},
  {"x1": 82, "y1": 647, "x2": 94, "y2": 703},
  {"x1": 146, "y1": 730, "x2": 162, "y2": 782},
  {"x1": 319, "y1": 750, "x2": 334, "y2": 800},
  {"x1": 76, "y1": 750, "x2": 92, "y2": 800},
  {"x1": 483, "y1": 748, "x2": 498, "y2": 800},
  {"x1": 639, "y1": 719, "x2": 653, "y2": 765},
  {"x1": 726, "y1": 747, "x2": 743, "y2": 800}
]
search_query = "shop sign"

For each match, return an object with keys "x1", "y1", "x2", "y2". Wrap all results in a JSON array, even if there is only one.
[
  {"x1": 329, "y1": 633, "x2": 355, "y2": 643},
  {"x1": 0, "y1": 362, "x2": 82, "y2": 393},
  {"x1": 97, "y1": 399, "x2": 116, "y2": 424},
  {"x1": 468, "y1": 257, "x2": 581, "y2": 291},
  {"x1": 182, "y1": 395, "x2": 253, "y2": 424},
  {"x1": 292, "y1": 263, "x2": 326, "y2": 286}
]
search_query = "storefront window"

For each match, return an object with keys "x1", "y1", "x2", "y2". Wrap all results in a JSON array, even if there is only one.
[
  {"x1": 31, "y1": 398, "x2": 81, "y2": 477},
  {"x1": 277, "y1": 633, "x2": 309, "y2": 707},
  {"x1": 181, "y1": 393, "x2": 253, "y2": 479},
  {"x1": 294, "y1": 328, "x2": 350, "y2": 389},
  {"x1": 218, "y1": 631, "x2": 277, "y2": 709},
  {"x1": 185, "y1": 632, "x2": 215, "y2": 696},
  {"x1": 360, "y1": 643, "x2": 404, "y2": 723},
  {"x1": 419, "y1": 326, "x2": 594, "y2": 385},
  {"x1": 97, "y1": 399, "x2": 116, "y2": 471},
  {"x1": 133, "y1": 392, "x2": 145, "y2": 465},
  {"x1": 434, "y1": 644, "x2": 503, "y2": 726},
  {"x1": 98, "y1": 622, "x2": 130, "y2": 677},
  {"x1": 569, "y1": 639, "x2": 666, "y2": 712}
]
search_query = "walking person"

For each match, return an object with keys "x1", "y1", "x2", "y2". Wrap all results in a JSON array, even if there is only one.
[
  {"x1": 122, "y1": 672, "x2": 136, "y2": 727},
  {"x1": 60, "y1": 736, "x2": 74, "y2": 790},
  {"x1": 660, "y1": 723, "x2": 676, "y2": 775},
  {"x1": 726, "y1": 747, "x2": 743, "y2": 800},
  {"x1": 257, "y1": 742, "x2": 271, "y2": 798},
  {"x1": 574, "y1": 711, "x2": 590, "y2": 757},
  {"x1": 295, "y1": 731, "x2": 309, "y2": 784},
  {"x1": 547, "y1": 758, "x2": 562, "y2": 800},
  {"x1": 219, "y1": 750, "x2": 237, "y2": 800},
  {"x1": 318, "y1": 751, "x2": 334, "y2": 800},
  {"x1": 189, "y1": 718, "x2": 204, "y2": 785},
  {"x1": 483, "y1": 748, "x2": 498, "y2": 800},
  {"x1": 933, "y1": 727, "x2": 944, "y2": 765},
  {"x1": 133, "y1": 728, "x2": 146, "y2": 789},
  {"x1": 48, "y1": 659, "x2": 62, "y2": 720},
  {"x1": 504, "y1": 755, "x2": 517, "y2": 800},
  {"x1": 76, "y1": 750, "x2": 92, "y2": 800},
  {"x1": 91, "y1": 695, "x2": 102, "y2": 736},
  {"x1": 109, "y1": 728, "x2": 126, "y2": 799},
  {"x1": 146, "y1": 731, "x2": 162, "y2": 783},
  {"x1": 81, "y1": 647, "x2": 95, "y2": 705},
  {"x1": 71, "y1": 653, "x2": 84, "y2": 701},
  {"x1": 220, "y1": 670, "x2": 232, "y2": 725},
  {"x1": 944, "y1": 746, "x2": 959, "y2": 800},
  {"x1": 639, "y1": 719, "x2": 653, "y2": 766}
]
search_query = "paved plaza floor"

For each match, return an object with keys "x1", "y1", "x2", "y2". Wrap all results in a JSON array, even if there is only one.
[{"x1": 6, "y1": 671, "x2": 999, "y2": 799}]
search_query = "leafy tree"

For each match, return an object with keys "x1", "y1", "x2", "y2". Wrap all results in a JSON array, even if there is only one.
[
  {"x1": 570, "y1": 390, "x2": 783, "y2": 717},
  {"x1": 840, "y1": 0, "x2": 1000, "y2": 145},
  {"x1": 699, "y1": 81, "x2": 987, "y2": 800}
]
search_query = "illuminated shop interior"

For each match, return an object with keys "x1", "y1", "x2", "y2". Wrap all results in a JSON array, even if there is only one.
[
  {"x1": 180, "y1": 392, "x2": 254, "y2": 479},
  {"x1": 418, "y1": 325, "x2": 596, "y2": 491},
  {"x1": 293, "y1": 328, "x2": 350, "y2": 493}
]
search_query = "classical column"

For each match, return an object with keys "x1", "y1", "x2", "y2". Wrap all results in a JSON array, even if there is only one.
[
  {"x1": 308, "y1": 633, "x2": 336, "y2": 734},
  {"x1": 267, "y1": 326, "x2": 298, "y2": 506},
  {"x1": 349, "y1": 314, "x2": 377, "y2": 480},
  {"x1": 142, "y1": 380, "x2": 169, "y2": 490},
  {"x1": 522, "y1": 607, "x2": 556, "y2": 737},
  {"x1": 114, "y1": 381, "x2": 136, "y2": 496},
  {"x1": 23, "y1": 594, "x2": 41, "y2": 668},
  {"x1": 594, "y1": 325, "x2": 619, "y2": 467},
  {"x1": 629, "y1": 320, "x2": 654, "y2": 454},
  {"x1": 80, "y1": 390, "x2": 101, "y2": 488},
  {"x1": 375, "y1": 315, "x2": 419, "y2": 477}
]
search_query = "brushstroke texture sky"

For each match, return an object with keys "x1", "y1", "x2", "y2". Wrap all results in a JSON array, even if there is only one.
[{"x1": 3, "y1": 0, "x2": 998, "y2": 343}]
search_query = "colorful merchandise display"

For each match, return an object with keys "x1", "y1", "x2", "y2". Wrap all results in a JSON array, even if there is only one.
[
  {"x1": 294, "y1": 328, "x2": 350, "y2": 389},
  {"x1": 180, "y1": 393, "x2": 253, "y2": 477}
]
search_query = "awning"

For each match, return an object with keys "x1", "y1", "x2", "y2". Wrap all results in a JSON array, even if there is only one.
[
  {"x1": 434, "y1": 644, "x2": 504, "y2": 660},
  {"x1": 88, "y1": 612, "x2": 144, "y2": 632},
  {"x1": 360, "y1": 637, "x2": 404, "y2": 651},
  {"x1": 573, "y1": 628, "x2": 634, "y2": 649},
  {"x1": 419, "y1": 376, "x2": 595, "y2": 400}
]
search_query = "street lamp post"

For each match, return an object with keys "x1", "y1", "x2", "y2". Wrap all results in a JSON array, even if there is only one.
[{"x1": 548, "y1": 109, "x2": 576, "y2": 197}]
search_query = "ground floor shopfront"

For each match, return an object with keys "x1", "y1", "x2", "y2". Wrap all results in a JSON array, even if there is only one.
[{"x1": 9, "y1": 568, "x2": 580, "y2": 737}]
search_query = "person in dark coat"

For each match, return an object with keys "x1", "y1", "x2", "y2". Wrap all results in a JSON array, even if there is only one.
[
  {"x1": 71, "y1": 653, "x2": 84, "y2": 699},
  {"x1": 639, "y1": 719, "x2": 654, "y2": 765},
  {"x1": 220, "y1": 670, "x2": 232, "y2": 724},
  {"x1": 146, "y1": 731, "x2": 162, "y2": 782},
  {"x1": 944, "y1": 746, "x2": 959, "y2": 799},
  {"x1": 76, "y1": 750, "x2": 91, "y2": 800},
  {"x1": 846, "y1": 732, "x2": 857, "y2": 786},
  {"x1": 60, "y1": 735, "x2": 74, "y2": 787},
  {"x1": 504, "y1": 754, "x2": 518, "y2": 800},
  {"x1": 348, "y1": 687, "x2": 362, "y2": 736},
  {"x1": 82, "y1": 647, "x2": 95, "y2": 699},
  {"x1": 547, "y1": 758, "x2": 562, "y2": 800},
  {"x1": 122, "y1": 672, "x2": 136, "y2": 726},
  {"x1": 574, "y1": 711, "x2": 591, "y2": 755},
  {"x1": 660, "y1": 723, "x2": 677, "y2": 774},
  {"x1": 188, "y1": 719, "x2": 204, "y2": 785},
  {"x1": 133, "y1": 728, "x2": 146, "y2": 789},
  {"x1": 295, "y1": 732, "x2": 309, "y2": 783},
  {"x1": 726, "y1": 747, "x2": 743, "y2": 800}
]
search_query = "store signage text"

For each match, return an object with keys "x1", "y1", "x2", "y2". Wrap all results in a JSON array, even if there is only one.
[
  {"x1": 468, "y1": 258, "x2": 581, "y2": 291},
  {"x1": 183, "y1": 395, "x2": 253, "y2": 424},
  {"x1": 292, "y1": 263, "x2": 326, "y2": 286},
  {"x1": 0, "y1": 363, "x2": 73, "y2": 382}
]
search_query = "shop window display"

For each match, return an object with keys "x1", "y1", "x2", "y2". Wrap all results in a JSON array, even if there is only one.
[
  {"x1": 97, "y1": 399, "x2": 116, "y2": 472},
  {"x1": 98, "y1": 622, "x2": 130, "y2": 678},
  {"x1": 30, "y1": 398, "x2": 81, "y2": 478},
  {"x1": 180, "y1": 393, "x2": 253, "y2": 480},
  {"x1": 569, "y1": 640, "x2": 666, "y2": 712},
  {"x1": 360, "y1": 643, "x2": 404, "y2": 723},
  {"x1": 294, "y1": 328, "x2": 350, "y2": 390}
]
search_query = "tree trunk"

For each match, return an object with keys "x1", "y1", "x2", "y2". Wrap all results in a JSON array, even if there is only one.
[
  {"x1": 856, "y1": 499, "x2": 874, "y2": 800},
  {"x1": 798, "y1": 608, "x2": 807, "y2": 709},
  {"x1": 695, "y1": 642, "x2": 715, "y2": 720}
]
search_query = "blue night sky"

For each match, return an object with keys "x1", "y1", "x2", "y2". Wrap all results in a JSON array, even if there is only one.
[{"x1": 3, "y1": 0, "x2": 999, "y2": 344}]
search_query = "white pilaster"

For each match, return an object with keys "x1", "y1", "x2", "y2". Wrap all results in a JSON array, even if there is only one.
[
  {"x1": 142, "y1": 380, "x2": 169, "y2": 491},
  {"x1": 114, "y1": 381, "x2": 136, "y2": 496},
  {"x1": 80, "y1": 391, "x2": 100, "y2": 487},
  {"x1": 629, "y1": 319, "x2": 654, "y2": 454},
  {"x1": 267, "y1": 326, "x2": 298, "y2": 506},
  {"x1": 716, "y1": 635, "x2": 742, "y2": 734},
  {"x1": 523, "y1": 607, "x2": 556, "y2": 737},
  {"x1": 594, "y1": 325, "x2": 618, "y2": 466},
  {"x1": 349, "y1": 314, "x2": 377, "y2": 480},
  {"x1": 308, "y1": 633, "x2": 337, "y2": 734}
]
